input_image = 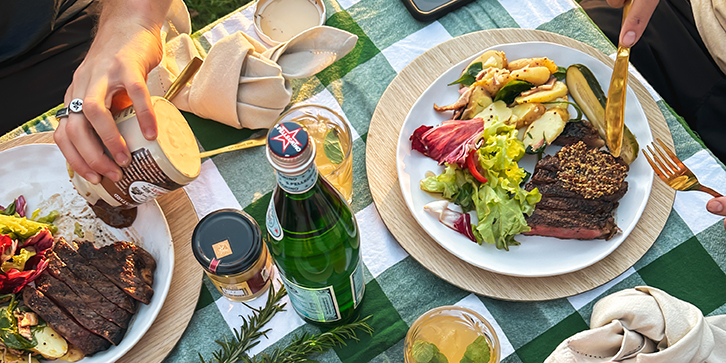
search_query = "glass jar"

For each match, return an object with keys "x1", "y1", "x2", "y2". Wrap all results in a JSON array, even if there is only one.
[{"x1": 192, "y1": 209, "x2": 273, "y2": 302}]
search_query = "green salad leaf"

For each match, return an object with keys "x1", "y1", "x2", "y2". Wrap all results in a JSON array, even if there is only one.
[
  {"x1": 0, "y1": 294, "x2": 36, "y2": 350},
  {"x1": 448, "y1": 62, "x2": 483, "y2": 87}
]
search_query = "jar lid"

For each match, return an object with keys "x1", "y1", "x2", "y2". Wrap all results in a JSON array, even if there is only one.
[{"x1": 192, "y1": 209, "x2": 262, "y2": 275}]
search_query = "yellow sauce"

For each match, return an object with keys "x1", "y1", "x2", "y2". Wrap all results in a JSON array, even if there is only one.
[
  {"x1": 153, "y1": 98, "x2": 201, "y2": 178},
  {"x1": 258, "y1": 0, "x2": 322, "y2": 43}
]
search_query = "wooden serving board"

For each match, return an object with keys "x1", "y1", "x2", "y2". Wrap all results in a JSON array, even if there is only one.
[
  {"x1": 0, "y1": 132, "x2": 203, "y2": 362},
  {"x1": 366, "y1": 29, "x2": 675, "y2": 301}
]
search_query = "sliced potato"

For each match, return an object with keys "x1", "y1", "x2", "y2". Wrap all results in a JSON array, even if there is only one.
[
  {"x1": 522, "y1": 109, "x2": 567, "y2": 152},
  {"x1": 473, "y1": 67, "x2": 511, "y2": 95},
  {"x1": 510, "y1": 103, "x2": 546, "y2": 129},
  {"x1": 474, "y1": 100, "x2": 512, "y2": 126},
  {"x1": 59, "y1": 345, "x2": 85, "y2": 362},
  {"x1": 510, "y1": 66, "x2": 551, "y2": 85},
  {"x1": 515, "y1": 81, "x2": 568, "y2": 104},
  {"x1": 545, "y1": 96, "x2": 569, "y2": 109},
  {"x1": 461, "y1": 86, "x2": 493, "y2": 120},
  {"x1": 32, "y1": 325, "x2": 68, "y2": 359},
  {"x1": 1, "y1": 352, "x2": 40, "y2": 363},
  {"x1": 465, "y1": 50, "x2": 507, "y2": 71},
  {"x1": 507, "y1": 57, "x2": 559, "y2": 74},
  {"x1": 550, "y1": 107, "x2": 570, "y2": 122}
]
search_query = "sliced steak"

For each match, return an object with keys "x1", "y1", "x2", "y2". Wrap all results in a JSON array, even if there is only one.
[
  {"x1": 524, "y1": 209, "x2": 618, "y2": 240},
  {"x1": 54, "y1": 238, "x2": 137, "y2": 313},
  {"x1": 22, "y1": 286, "x2": 111, "y2": 356},
  {"x1": 553, "y1": 120, "x2": 605, "y2": 149},
  {"x1": 45, "y1": 251, "x2": 132, "y2": 328},
  {"x1": 75, "y1": 240, "x2": 154, "y2": 304},
  {"x1": 525, "y1": 142, "x2": 628, "y2": 240},
  {"x1": 35, "y1": 273, "x2": 125, "y2": 345}
]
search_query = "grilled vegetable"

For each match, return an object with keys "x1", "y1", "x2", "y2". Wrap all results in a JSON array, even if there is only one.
[{"x1": 566, "y1": 64, "x2": 639, "y2": 163}]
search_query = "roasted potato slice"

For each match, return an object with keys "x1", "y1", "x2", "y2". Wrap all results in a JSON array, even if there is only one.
[
  {"x1": 510, "y1": 66, "x2": 551, "y2": 85},
  {"x1": 32, "y1": 325, "x2": 68, "y2": 359},
  {"x1": 461, "y1": 86, "x2": 493, "y2": 120},
  {"x1": 475, "y1": 100, "x2": 513, "y2": 126},
  {"x1": 510, "y1": 103, "x2": 546, "y2": 129},
  {"x1": 465, "y1": 50, "x2": 508, "y2": 71},
  {"x1": 521, "y1": 109, "x2": 567, "y2": 152},
  {"x1": 58, "y1": 345, "x2": 85, "y2": 362},
  {"x1": 507, "y1": 57, "x2": 559, "y2": 74},
  {"x1": 515, "y1": 81, "x2": 568, "y2": 104},
  {"x1": 550, "y1": 107, "x2": 570, "y2": 122}
]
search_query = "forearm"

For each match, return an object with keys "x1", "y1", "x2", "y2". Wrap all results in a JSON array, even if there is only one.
[{"x1": 97, "y1": 0, "x2": 174, "y2": 33}]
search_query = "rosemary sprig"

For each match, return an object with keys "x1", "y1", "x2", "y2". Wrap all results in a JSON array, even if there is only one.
[
  {"x1": 199, "y1": 285, "x2": 287, "y2": 363},
  {"x1": 248, "y1": 316, "x2": 373, "y2": 363}
]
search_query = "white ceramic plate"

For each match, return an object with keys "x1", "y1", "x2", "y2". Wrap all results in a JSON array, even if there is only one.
[
  {"x1": 396, "y1": 42, "x2": 654, "y2": 277},
  {"x1": 0, "y1": 143, "x2": 174, "y2": 363}
]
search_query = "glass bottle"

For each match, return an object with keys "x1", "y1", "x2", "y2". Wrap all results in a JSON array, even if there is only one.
[{"x1": 265, "y1": 121, "x2": 365, "y2": 326}]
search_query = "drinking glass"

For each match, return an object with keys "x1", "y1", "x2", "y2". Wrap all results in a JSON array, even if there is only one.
[
  {"x1": 276, "y1": 104, "x2": 353, "y2": 204},
  {"x1": 405, "y1": 306, "x2": 500, "y2": 363}
]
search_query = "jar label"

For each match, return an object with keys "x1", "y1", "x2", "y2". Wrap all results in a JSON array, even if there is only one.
[
  {"x1": 350, "y1": 258, "x2": 365, "y2": 309},
  {"x1": 220, "y1": 281, "x2": 253, "y2": 297},
  {"x1": 100, "y1": 148, "x2": 182, "y2": 207},
  {"x1": 276, "y1": 166, "x2": 318, "y2": 194},
  {"x1": 280, "y1": 274, "x2": 341, "y2": 322},
  {"x1": 266, "y1": 195, "x2": 283, "y2": 241}
]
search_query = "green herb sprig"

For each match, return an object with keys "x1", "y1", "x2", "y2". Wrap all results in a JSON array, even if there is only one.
[{"x1": 200, "y1": 285, "x2": 373, "y2": 363}]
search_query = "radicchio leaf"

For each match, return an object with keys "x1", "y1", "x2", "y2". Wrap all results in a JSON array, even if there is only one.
[
  {"x1": 0, "y1": 261, "x2": 47, "y2": 294},
  {"x1": 0, "y1": 235, "x2": 17, "y2": 265},
  {"x1": 21, "y1": 228, "x2": 54, "y2": 252},
  {"x1": 410, "y1": 118, "x2": 484, "y2": 167},
  {"x1": 424, "y1": 200, "x2": 477, "y2": 243},
  {"x1": 14, "y1": 196, "x2": 26, "y2": 218}
]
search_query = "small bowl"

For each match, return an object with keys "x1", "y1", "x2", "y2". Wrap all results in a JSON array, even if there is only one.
[
  {"x1": 404, "y1": 306, "x2": 501, "y2": 363},
  {"x1": 253, "y1": 0, "x2": 326, "y2": 46}
]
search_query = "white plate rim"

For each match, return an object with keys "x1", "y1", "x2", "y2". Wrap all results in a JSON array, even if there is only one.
[{"x1": 395, "y1": 41, "x2": 654, "y2": 277}]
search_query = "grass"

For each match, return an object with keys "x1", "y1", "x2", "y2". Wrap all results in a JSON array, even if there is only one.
[{"x1": 184, "y1": 0, "x2": 255, "y2": 32}]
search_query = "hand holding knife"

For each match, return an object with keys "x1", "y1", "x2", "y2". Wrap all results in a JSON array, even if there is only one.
[{"x1": 604, "y1": 0, "x2": 633, "y2": 158}]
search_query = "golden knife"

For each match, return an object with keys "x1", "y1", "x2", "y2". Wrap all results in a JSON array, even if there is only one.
[
  {"x1": 199, "y1": 131, "x2": 267, "y2": 158},
  {"x1": 604, "y1": 0, "x2": 633, "y2": 158}
]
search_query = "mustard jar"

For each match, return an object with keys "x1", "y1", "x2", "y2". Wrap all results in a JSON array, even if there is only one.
[{"x1": 192, "y1": 209, "x2": 273, "y2": 301}]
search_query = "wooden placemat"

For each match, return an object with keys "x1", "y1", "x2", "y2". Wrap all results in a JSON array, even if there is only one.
[
  {"x1": 0, "y1": 132, "x2": 203, "y2": 362},
  {"x1": 366, "y1": 29, "x2": 675, "y2": 301}
]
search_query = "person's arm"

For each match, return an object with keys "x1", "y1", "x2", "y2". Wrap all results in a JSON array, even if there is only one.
[
  {"x1": 606, "y1": 0, "x2": 660, "y2": 47},
  {"x1": 707, "y1": 197, "x2": 726, "y2": 228},
  {"x1": 54, "y1": 0, "x2": 173, "y2": 183}
]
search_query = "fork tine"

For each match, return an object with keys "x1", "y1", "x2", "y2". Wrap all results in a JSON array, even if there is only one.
[
  {"x1": 643, "y1": 148, "x2": 669, "y2": 181},
  {"x1": 656, "y1": 138, "x2": 687, "y2": 169},
  {"x1": 647, "y1": 144, "x2": 676, "y2": 176},
  {"x1": 650, "y1": 143, "x2": 678, "y2": 175}
]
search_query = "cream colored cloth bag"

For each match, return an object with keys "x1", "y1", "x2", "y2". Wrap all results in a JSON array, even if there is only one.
[
  {"x1": 147, "y1": 0, "x2": 357, "y2": 129},
  {"x1": 545, "y1": 286, "x2": 726, "y2": 363},
  {"x1": 692, "y1": 0, "x2": 726, "y2": 75}
]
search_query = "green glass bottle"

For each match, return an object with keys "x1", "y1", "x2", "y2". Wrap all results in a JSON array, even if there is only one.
[{"x1": 265, "y1": 121, "x2": 364, "y2": 326}]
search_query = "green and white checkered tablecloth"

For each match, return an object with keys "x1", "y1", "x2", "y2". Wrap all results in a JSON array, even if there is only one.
[{"x1": 10, "y1": 0, "x2": 726, "y2": 362}]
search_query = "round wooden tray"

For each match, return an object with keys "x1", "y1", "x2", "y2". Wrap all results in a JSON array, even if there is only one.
[
  {"x1": 366, "y1": 29, "x2": 675, "y2": 301},
  {"x1": 0, "y1": 132, "x2": 203, "y2": 362}
]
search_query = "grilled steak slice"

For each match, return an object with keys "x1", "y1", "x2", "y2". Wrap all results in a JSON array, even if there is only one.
[
  {"x1": 45, "y1": 251, "x2": 132, "y2": 328},
  {"x1": 524, "y1": 209, "x2": 618, "y2": 240},
  {"x1": 54, "y1": 238, "x2": 137, "y2": 313},
  {"x1": 534, "y1": 197, "x2": 618, "y2": 215},
  {"x1": 35, "y1": 273, "x2": 125, "y2": 345},
  {"x1": 553, "y1": 120, "x2": 605, "y2": 149},
  {"x1": 75, "y1": 240, "x2": 154, "y2": 304},
  {"x1": 22, "y1": 286, "x2": 111, "y2": 356},
  {"x1": 527, "y1": 181, "x2": 628, "y2": 203}
]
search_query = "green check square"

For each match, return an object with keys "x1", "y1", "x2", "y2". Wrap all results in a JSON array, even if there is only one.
[
  {"x1": 245, "y1": 191, "x2": 272, "y2": 233},
  {"x1": 638, "y1": 236, "x2": 726, "y2": 315},
  {"x1": 334, "y1": 280, "x2": 409, "y2": 363},
  {"x1": 164, "y1": 303, "x2": 235, "y2": 363},
  {"x1": 697, "y1": 222, "x2": 726, "y2": 272},
  {"x1": 346, "y1": 0, "x2": 426, "y2": 51},
  {"x1": 537, "y1": 8, "x2": 615, "y2": 56},
  {"x1": 183, "y1": 111, "x2": 262, "y2": 151},
  {"x1": 515, "y1": 312, "x2": 589, "y2": 363},
  {"x1": 438, "y1": 0, "x2": 519, "y2": 38},
  {"x1": 659, "y1": 101, "x2": 707, "y2": 160},
  {"x1": 196, "y1": 277, "x2": 218, "y2": 311},
  {"x1": 318, "y1": 10, "x2": 380, "y2": 87},
  {"x1": 575, "y1": 272, "x2": 647, "y2": 323},
  {"x1": 634, "y1": 210, "x2": 693, "y2": 269}
]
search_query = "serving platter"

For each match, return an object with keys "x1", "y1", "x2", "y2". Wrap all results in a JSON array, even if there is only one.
[
  {"x1": 0, "y1": 133, "x2": 202, "y2": 362},
  {"x1": 367, "y1": 29, "x2": 675, "y2": 300},
  {"x1": 396, "y1": 41, "x2": 653, "y2": 277}
]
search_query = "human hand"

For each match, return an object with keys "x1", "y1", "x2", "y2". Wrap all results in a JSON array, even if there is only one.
[
  {"x1": 606, "y1": 0, "x2": 659, "y2": 47},
  {"x1": 54, "y1": 0, "x2": 170, "y2": 184},
  {"x1": 707, "y1": 196, "x2": 726, "y2": 229}
]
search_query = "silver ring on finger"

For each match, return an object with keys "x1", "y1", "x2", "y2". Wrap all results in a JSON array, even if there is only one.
[{"x1": 68, "y1": 98, "x2": 83, "y2": 113}]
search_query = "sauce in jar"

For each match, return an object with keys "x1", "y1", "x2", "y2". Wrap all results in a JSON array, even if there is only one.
[{"x1": 192, "y1": 209, "x2": 273, "y2": 302}]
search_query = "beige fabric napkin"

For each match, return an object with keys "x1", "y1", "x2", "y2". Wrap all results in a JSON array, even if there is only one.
[
  {"x1": 146, "y1": 1, "x2": 358, "y2": 129},
  {"x1": 545, "y1": 286, "x2": 726, "y2": 363},
  {"x1": 692, "y1": 0, "x2": 726, "y2": 75}
]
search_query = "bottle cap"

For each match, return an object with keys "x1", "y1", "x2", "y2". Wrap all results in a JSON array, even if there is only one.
[
  {"x1": 266, "y1": 121, "x2": 316, "y2": 175},
  {"x1": 191, "y1": 209, "x2": 263, "y2": 275}
]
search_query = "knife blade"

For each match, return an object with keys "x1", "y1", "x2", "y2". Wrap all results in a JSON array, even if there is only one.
[{"x1": 604, "y1": 0, "x2": 632, "y2": 158}]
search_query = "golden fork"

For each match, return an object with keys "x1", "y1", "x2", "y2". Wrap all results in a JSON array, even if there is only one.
[{"x1": 643, "y1": 138, "x2": 722, "y2": 197}]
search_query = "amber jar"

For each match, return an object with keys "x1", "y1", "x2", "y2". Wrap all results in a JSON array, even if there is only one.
[{"x1": 192, "y1": 209, "x2": 273, "y2": 301}]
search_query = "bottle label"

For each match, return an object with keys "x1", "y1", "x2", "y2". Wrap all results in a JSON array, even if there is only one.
[
  {"x1": 99, "y1": 148, "x2": 181, "y2": 207},
  {"x1": 280, "y1": 274, "x2": 341, "y2": 322},
  {"x1": 350, "y1": 259, "x2": 365, "y2": 309},
  {"x1": 276, "y1": 166, "x2": 318, "y2": 194},
  {"x1": 266, "y1": 195, "x2": 283, "y2": 241}
]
